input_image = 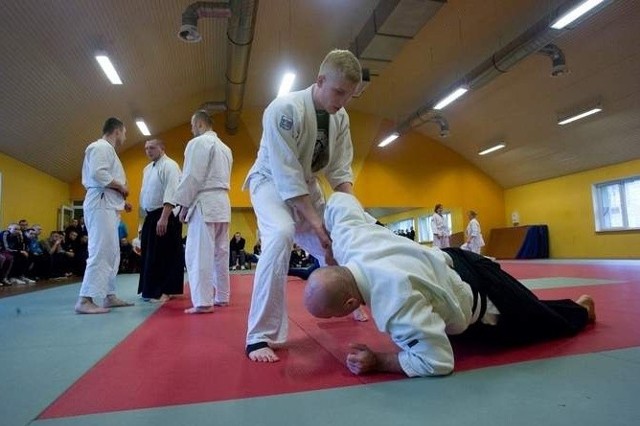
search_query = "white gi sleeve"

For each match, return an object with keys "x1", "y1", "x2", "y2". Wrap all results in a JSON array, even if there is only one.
[
  {"x1": 263, "y1": 102, "x2": 309, "y2": 200},
  {"x1": 161, "y1": 160, "x2": 181, "y2": 206},
  {"x1": 469, "y1": 220, "x2": 480, "y2": 237},
  {"x1": 324, "y1": 113, "x2": 354, "y2": 189},
  {"x1": 174, "y1": 140, "x2": 207, "y2": 207},
  {"x1": 89, "y1": 143, "x2": 116, "y2": 187},
  {"x1": 389, "y1": 290, "x2": 455, "y2": 377}
]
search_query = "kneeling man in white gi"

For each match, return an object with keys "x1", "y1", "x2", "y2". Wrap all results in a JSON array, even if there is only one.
[{"x1": 304, "y1": 193, "x2": 595, "y2": 377}]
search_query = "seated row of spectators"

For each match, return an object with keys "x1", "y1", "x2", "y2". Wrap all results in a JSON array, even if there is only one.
[
  {"x1": 226, "y1": 231, "x2": 318, "y2": 279},
  {"x1": 1, "y1": 219, "x2": 88, "y2": 286}
]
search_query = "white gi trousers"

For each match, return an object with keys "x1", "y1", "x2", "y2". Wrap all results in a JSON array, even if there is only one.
[
  {"x1": 433, "y1": 235, "x2": 450, "y2": 249},
  {"x1": 246, "y1": 176, "x2": 326, "y2": 345},
  {"x1": 185, "y1": 207, "x2": 230, "y2": 307},
  {"x1": 79, "y1": 206, "x2": 120, "y2": 299}
]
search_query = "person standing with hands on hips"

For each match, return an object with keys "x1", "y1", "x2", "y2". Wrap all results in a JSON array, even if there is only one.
[{"x1": 75, "y1": 117, "x2": 134, "y2": 314}]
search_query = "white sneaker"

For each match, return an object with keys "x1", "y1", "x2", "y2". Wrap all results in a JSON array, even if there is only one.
[
  {"x1": 11, "y1": 278, "x2": 26, "y2": 285},
  {"x1": 240, "y1": 265, "x2": 246, "y2": 270},
  {"x1": 1, "y1": 278, "x2": 12, "y2": 286},
  {"x1": 20, "y1": 276, "x2": 36, "y2": 284}
]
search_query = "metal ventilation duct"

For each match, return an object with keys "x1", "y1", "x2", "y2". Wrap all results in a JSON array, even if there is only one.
[
  {"x1": 225, "y1": 0, "x2": 258, "y2": 134},
  {"x1": 539, "y1": 43, "x2": 568, "y2": 77},
  {"x1": 179, "y1": 1, "x2": 258, "y2": 135},
  {"x1": 349, "y1": 0, "x2": 446, "y2": 76}
]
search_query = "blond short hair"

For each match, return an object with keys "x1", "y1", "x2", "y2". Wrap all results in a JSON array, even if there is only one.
[{"x1": 318, "y1": 49, "x2": 362, "y2": 84}]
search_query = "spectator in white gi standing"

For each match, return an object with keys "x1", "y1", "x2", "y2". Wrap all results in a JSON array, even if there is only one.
[
  {"x1": 75, "y1": 117, "x2": 134, "y2": 314},
  {"x1": 430, "y1": 203, "x2": 450, "y2": 248},
  {"x1": 462, "y1": 210, "x2": 485, "y2": 254}
]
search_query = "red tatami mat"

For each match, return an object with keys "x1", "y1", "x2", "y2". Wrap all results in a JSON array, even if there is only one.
[{"x1": 41, "y1": 265, "x2": 640, "y2": 419}]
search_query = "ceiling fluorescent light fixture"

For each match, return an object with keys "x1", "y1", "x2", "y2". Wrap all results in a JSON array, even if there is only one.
[
  {"x1": 135, "y1": 119, "x2": 151, "y2": 136},
  {"x1": 478, "y1": 143, "x2": 506, "y2": 156},
  {"x1": 95, "y1": 54, "x2": 123, "y2": 85},
  {"x1": 557, "y1": 106, "x2": 602, "y2": 125},
  {"x1": 277, "y1": 72, "x2": 296, "y2": 97},
  {"x1": 550, "y1": 0, "x2": 605, "y2": 29},
  {"x1": 378, "y1": 133, "x2": 400, "y2": 148},
  {"x1": 433, "y1": 87, "x2": 468, "y2": 110}
]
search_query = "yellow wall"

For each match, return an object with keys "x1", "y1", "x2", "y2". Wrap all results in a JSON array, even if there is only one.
[
  {"x1": 70, "y1": 109, "x2": 504, "y2": 247},
  {"x1": 505, "y1": 158, "x2": 640, "y2": 258},
  {"x1": 354, "y1": 123, "x2": 505, "y2": 244},
  {"x1": 0, "y1": 151, "x2": 70, "y2": 232}
]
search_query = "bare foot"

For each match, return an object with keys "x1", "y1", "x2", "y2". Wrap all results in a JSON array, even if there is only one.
[
  {"x1": 248, "y1": 346, "x2": 280, "y2": 362},
  {"x1": 214, "y1": 301, "x2": 229, "y2": 307},
  {"x1": 103, "y1": 295, "x2": 134, "y2": 308},
  {"x1": 167, "y1": 294, "x2": 185, "y2": 299},
  {"x1": 576, "y1": 294, "x2": 596, "y2": 323},
  {"x1": 147, "y1": 294, "x2": 170, "y2": 303},
  {"x1": 352, "y1": 307, "x2": 369, "y2": 322},
  {"x1": 184, "y1": 306, "x2": 214, "y2": 314},
  {"x1": 75, "y1": 298, "x2": 110, "y2": 314}
]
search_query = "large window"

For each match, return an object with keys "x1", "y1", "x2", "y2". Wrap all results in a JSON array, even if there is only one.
[
  {"x1": 388, "y1": 218, "x2": 415, "y2": 236},
  {"x1": 593, "y1": 176, "x2": 640, "y2": 231},
  {"x1": 417, "y1": 213, "x2": 452, "y2": 243}
]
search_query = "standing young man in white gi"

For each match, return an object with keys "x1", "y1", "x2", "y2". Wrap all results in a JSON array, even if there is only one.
[
  {"x1": 75, "y1": 117, "x2": 134, "y2": 314},
  {"x1": 244, "y1": 49, "x2": 368, "y2": 363},
  {"x1": 138, "y1": 139, "x2": 184, "y2": 302},
  {"x1": 174, "y1": 110, "x2": 233, "y2": 314}
]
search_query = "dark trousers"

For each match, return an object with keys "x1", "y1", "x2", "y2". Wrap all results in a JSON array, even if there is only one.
[
  {"x1": 7, "y1": 251, "x2": 29, "y2": 278},
  {"x1": 230, "y1": 250, "x2": 246, "y2": 267},
  {"x1": 137, "y1": 209, "x2": 184, "y2": 299},
  {"x1": 28, "y1": 253, "x2": 51, "y2": 279},
  {"x1": 443, "y1": 248, "x2": 589, "y2": 344}
]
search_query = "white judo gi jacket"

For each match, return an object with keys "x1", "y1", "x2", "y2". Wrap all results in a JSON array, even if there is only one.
[
  {"x1": 82, "y1": 139, "x2": 126, "y2": 210},
  {"x1": 140, "y1": 154, "x2": 181, "y2": 212},
  {"x1": 430, "y1": 213, "x2": 450, "y2": 248},
  {"x1": 325, "y1": 193, "x2": 475, "y2": 377},
  {"x1": 174, "y1": 130, "x2": 232, "y2": 222},
  {"x1": 243, "y1": 85, "x2": 354, "y2": 199}
]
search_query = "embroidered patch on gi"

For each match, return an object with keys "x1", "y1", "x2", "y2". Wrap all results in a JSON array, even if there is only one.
[{"x1": 279, "y1": 114, "x2": 293, "y2": 131}]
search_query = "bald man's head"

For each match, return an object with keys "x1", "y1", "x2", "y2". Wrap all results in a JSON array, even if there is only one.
[{"x1": 304, "y1": 266, "x2": 361, "y2": 318}]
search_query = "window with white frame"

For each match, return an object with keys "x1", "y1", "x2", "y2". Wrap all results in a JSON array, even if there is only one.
[
  {"x1": 387, "y1": 218, "x2": 415, "y2": 236},
  {"x1": 417, "y1": 213, "x2": 452, "y2": 243},
  {"x1": 593, "y1": 176, "x2": 640, "y2": 231}
]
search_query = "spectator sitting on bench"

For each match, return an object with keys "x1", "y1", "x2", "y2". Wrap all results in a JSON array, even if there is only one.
[
  {"x1": 288, "y1": 244, "x2": 319, "y2": 280},
  {"x1": 230, "y1": 232, "x2": 247, "y2": 270}
]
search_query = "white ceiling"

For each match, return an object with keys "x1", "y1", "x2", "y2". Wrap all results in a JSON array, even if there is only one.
[{"x1": 1, "y1": 0, "x2": 638, "y2": 188}]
